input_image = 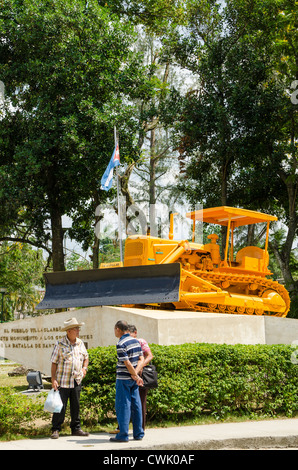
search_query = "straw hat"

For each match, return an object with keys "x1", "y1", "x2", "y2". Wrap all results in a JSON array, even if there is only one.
[{"x1": 61, "y1": 317, "x2": 85, "y2": 331}]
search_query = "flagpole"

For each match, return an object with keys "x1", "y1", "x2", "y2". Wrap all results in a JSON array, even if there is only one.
[{"x1": 114, "y1": 126, "x2": 123, "y2": 263}]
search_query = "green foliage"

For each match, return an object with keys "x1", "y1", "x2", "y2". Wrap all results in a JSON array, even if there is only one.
[
  {"x1": 65, "y1": 252, "x2": 92, "y2": 271},
  {"x1": 81, "y1": 343, "x2": 298, "y2": 425},
  {"x1": 0, "y1": 0, "x2": 154, "y2": 271},
  {"x1": 0, "y1": 387, "x2": 48, "y2": 437},
  {"x1": 81, "y1": 345, "x2": 117, "y2": 424},
  {"x1": 96, "y1": 0, "x2": 186, "y2": 33},
  {"x1": 98, "y1": 237, "x2": 121, "y2": 264},
  {"x1": 0, "y1": 242, "x2": 45, "y2": 319},
  {"x1": 164, "y1": 0, "x2": 298, "y2": 311},
  {"x1": 1, "y1": 343, "x2": 297, "y2": 436}
]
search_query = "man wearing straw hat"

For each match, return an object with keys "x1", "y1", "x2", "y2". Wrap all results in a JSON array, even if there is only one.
[{"x1": 50, "y1": 317, "x2": 89, "y2": 439}]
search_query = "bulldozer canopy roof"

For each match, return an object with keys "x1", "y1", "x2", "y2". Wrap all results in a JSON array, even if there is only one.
[{"x1": 186, "y1": 206, "x2": 277, "y2": 227}]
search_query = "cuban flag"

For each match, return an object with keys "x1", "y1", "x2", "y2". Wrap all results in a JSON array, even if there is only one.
[{"x1": 100, "y1": 144, "x2": 120, "y2": 191}]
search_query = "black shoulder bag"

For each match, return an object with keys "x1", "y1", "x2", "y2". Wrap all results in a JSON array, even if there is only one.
[{"x1": 140, "y1": 363, "x2": 158, "y2": 389}]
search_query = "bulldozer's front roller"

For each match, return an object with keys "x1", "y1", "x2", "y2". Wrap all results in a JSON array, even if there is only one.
[{"x1": 36, "y1": 263, "x2": 181, "y2": 310}]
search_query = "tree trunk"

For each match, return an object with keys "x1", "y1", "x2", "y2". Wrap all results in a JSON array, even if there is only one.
[
  {"x1": 247, "y1": 224, "x2": 255, "y2": 246},
  {"x1": 50, "y1": 206, "x2": 65, "y2": 272},
  {"x1": 272, "y1": 167, "x2": 298, "y2": 298},
  {"x1": 120, "y1": 162, "x2": 136, "y2": 234},
  {"x1": 47, "y1": 163, "x2": 65, "y2": 272},
  {"x1": 92, "y1": 192, "x2": 100, "y2": 269},
  {"x1": 270, "y1": 216, "x2": 298, "y2": 296},
  {"x1": 92, "y1": 231, "x2": 100, "y2": 269},
  {"x1": 220, "y1": 159, "x2": 229, "y2": 258},
  {"x1": 149, "y1": 127, "x2": 157, "y2": 230}
]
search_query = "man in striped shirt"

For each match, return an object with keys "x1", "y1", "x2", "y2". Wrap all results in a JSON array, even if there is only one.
[{"x1": 110, "y1": 320, "x2": 145, "y2": 442}]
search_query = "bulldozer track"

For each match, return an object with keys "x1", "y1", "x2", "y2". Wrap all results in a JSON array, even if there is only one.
[{"x1": 184, "y1": 270, "x2": 290, "y2": 317}]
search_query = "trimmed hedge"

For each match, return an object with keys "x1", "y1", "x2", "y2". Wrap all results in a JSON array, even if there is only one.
[{"x1": 80, "y1": 343, "x2": 298, "y2": 425}]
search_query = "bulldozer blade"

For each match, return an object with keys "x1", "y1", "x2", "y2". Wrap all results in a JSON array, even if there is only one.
[{"x1": 36, "y1": 263, "x2": 181, "y2": 310}]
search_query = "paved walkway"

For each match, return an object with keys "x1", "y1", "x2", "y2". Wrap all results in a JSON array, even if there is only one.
[{"x1": 1, "y1": 418, "x2": 298, "y2": 450}]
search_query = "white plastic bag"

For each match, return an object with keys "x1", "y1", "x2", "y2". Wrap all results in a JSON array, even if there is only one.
[{"x1": 44, "y1": 389, "x2": 63, "y2": 413}]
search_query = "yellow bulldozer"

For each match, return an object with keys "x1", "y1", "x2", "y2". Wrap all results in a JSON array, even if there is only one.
[{"x1": 37, "y1": 206, "x2": 290, "y2": 317}]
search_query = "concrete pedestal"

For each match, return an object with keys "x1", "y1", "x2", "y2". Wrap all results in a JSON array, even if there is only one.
[{"x1": 0, "y1": 306, "x2": 298, "y2": 376}]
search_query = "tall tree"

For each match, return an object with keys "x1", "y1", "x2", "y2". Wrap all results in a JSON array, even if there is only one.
[
  {"x1": 222, "y1": 0, "x2": 298, "y2": 307},
  {"x1": 0, "y1": 0, "x2": 149, "y2": 271},
  {"x1": 166, "y1": 0, "x2": 298, "y2": 312},
  {"x1": 93, "y1": 1, "x2": 187, "y2": 233}
]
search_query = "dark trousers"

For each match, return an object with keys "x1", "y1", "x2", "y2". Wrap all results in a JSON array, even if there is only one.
[
  {"x1": 52, "y1": 381, "x2": 81, "y2": 432},
  {"x1": 139, "y1": 387, "x2": 148, "y2": 430}
]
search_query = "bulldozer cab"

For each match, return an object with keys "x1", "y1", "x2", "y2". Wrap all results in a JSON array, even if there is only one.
[{"x1": 186, "y1": 206, "x2": 277, "y2": 275}]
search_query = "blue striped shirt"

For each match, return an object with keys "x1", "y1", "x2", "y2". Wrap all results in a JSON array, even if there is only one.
[{"x1": 116, "y1": 333, "x2": 143, "y2": 380}]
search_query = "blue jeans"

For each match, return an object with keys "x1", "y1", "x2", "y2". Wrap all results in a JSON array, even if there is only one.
[{"x1": 115, "y1": 379, "x2": 144, "y2": 441}]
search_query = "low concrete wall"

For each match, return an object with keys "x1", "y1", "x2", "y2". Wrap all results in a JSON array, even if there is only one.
[
  {"x1": 264, "y1": 316, "x2": 298, "y2": 345},
  {"x1": 0, "y1": 306, "x2": 298, "y2": 375}
]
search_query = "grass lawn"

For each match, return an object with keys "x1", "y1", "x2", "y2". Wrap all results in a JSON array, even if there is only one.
[{"x1": 0, "y1": 361, "x2": 30, "y2": 389}]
